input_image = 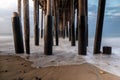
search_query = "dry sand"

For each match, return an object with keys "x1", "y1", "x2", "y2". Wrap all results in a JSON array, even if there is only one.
[{"x1": 0, "y1": 55, "x2": 120, "y2": 80}]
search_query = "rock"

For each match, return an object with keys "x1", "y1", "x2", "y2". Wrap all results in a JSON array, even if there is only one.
[
  {"x1": 35, "y1": 76, "x2": 41, "y2": 80},
  {"x1": 99, "y1": 71, "x2": 106, "y2": 74},
  {"x1": 17, "y1": 77, "x2": 23, "y2": 80},
  {"x1": 5, "y1": 70, "x2": 8, "y2": 72}
]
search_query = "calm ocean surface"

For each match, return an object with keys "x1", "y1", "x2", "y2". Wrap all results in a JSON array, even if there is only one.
[{"x1": 0, "y1": 16, "x2": 120, "y2": 38}]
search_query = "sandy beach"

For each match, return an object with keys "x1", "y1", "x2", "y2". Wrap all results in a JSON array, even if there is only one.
[
  {"x1": 0, "y1": 37, "x2": 120, "y2": 80},
  {"x1": 0, "y1": 55, "x2": 120, "y2": 80}
]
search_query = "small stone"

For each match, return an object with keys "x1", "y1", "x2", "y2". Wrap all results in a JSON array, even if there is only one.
[
  {"x1": 21, "y1": 63, "x2": 24, "y2": 65},
  {"x1": 6, "y1": 59, "x2": 9, "y2": 60},
  {"x1": 24, "y1": 65, "x2": 27, "y2": 67},
  {"x1": 18, "y1": 77, "x2": 23, "y2": 80},
  {"x1": 99, "y1": 71, "x2": 105, "y2": 74},
  {"x1": 5, "y1": 70, "x2": 8, "y2": 72},
  {"x1": 23, "y1": 71, "x2": 26, "y2": 73},
  {"x1": 35, "y1": 76, "x2": 41, "y2": 80}
]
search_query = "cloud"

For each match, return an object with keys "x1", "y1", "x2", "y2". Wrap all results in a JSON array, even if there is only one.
[
  {"x1": 105, "y1": 5, "x2": 120, "y2": 17},
  {"x1": 0, "y1": 0, "x2": 34, "y2": 35},
  {"x1": 0, "y1": 0, "x2": 17, "y2": 10},
  {"x1": 88, "y1": 0, "x2": 120, "y2": 17}
]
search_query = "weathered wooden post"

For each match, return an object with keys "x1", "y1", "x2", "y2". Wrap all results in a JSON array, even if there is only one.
[
  {"x1": 76, "y1": 9, "x2": 78, "y2": 41},
  {"x1": 44, "y1": 0, "x2": 53, "y2": 55},
  {"x1": 71, "y1": 0, "x2": 76, "y2": 46},
  {"x1": 85, "y1": 0, "x2": 88, "y2": 46},
  {"x1": 12, "y1": 12, "x2": 24, "y2": 53},
  {"x1": 41, "y1": 9, "x2": 44, "y2": 38},
  {"x1": 68, "y1": 4, "x2": 71, "y2": 41},
  {"x1": 63, "y1": 11, "x2": 66, "y2": 39},
  {"x1": 103, "y1": 46, "x2": 112, "y2": 55},
  {"x1": 34, "y1": 0, "x2": 39, "y2": 46},
  {"x1": 94, "y1": 0, "x2": 106, "y2": 54},
  {"x1": 23, "y1": 0, "x2": 30, "y2": 54},
  {"x1": 54, "y1": 1, "x2": 59, "y2": 46},
  {"x1": 55, "y1": 10, "x2": 59, "y2": 46},
  {"x1": 66, "y1": 21, "x2": 69, "y2": 38},
  {"x1": 78, "y1": 0, "x2": 87, "y2": 55},
  {"x1": 18, "y1": 0, "x2": 21, "y2": 18}
]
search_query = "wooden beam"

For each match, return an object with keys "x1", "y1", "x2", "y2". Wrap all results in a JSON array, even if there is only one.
[
  {"x1": 94, "y1": 0, "x2": 106, "y2": 54},
  {"x1": 23, "y1": 0, "x2": 30, "y2": 54}
]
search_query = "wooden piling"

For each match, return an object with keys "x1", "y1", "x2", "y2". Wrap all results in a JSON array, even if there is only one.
[
  {"x1": 103, "y1": 46, "x2": 112, "y2": 55},
  {"x1": 12, "y1": 12, "x2": 24, "y2": 53},
  {"x1": 76, "y1": 9, "x2": 78, "y2": 41},
  {"x1": 55, "y1": 11, "x2": 59, "y2": 46},
  {"x1": 63, "y1": 11, "x2": 66, "y2": 39},
  {"x1": 23, "y1": 0, "x2": 30, "y2": 54},
  {"x1": 34, "y1": 0, "x2": 39, "y2": 46},
  {"x1": 41, "y1": 10, "x2": 44, "y2": 38},
  {"x1": 78, "y1": 0, "x2": 87, "y2": 55},
  {"x1": 66, "y1": 22, "x2": 69, "y2": 38},
  {"x1": 94, "y1": 0, "x2": 106, "y2": 54},
  {"x1": 54, "y1": 1, "x2": 59, "y2": 46},
  {"x1": 44, "y1": 0, "x2": 53, "y2": 55},
  {"x1": 18, "y1": 0, "x2": 21, "y2": 18},
  {"x1": 85, "y1": 0, "x2": 88, "y2": 46},
  {"x1": 68, "y1": 3, "x2": 71, "y2": 41},
  {"x1": 71, "y1": 0, "x2": 76, "y2": 46}
]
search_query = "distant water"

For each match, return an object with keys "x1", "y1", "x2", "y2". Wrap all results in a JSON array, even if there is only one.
[
  {"x1": 89, "y1": 16, "x2": 120, "y2": 38},
  {"x1": 0, "y1": 35, "x2": 12, "y2": 39},
  {"x1": 0, "y1": 16, "x2": 120, "y2": 38}
]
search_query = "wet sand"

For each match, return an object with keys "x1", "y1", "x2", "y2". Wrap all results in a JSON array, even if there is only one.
[{"x1": 0, "y1": 55, "x2": 120, "y2": 80}]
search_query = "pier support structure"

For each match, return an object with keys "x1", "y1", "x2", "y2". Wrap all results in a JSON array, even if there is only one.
[
  {"x1": 34, "y1": 0, "x2": 39, "y2": 46},
  {"x1": 85, "y1": 0, "x2": 88, "y2": 46},
  {"x1": 71, "y1": 0, "x2": 76, "y2": 46},
  {"x1": 78, "y1": 0, "x2": 87, "y2": 55},
  {"x1": 23, "y1": 0, "x2": 30, "y2": 54},
  {"x1": 12, "y1": 12, "x2": 24, "y2": 54},
  {"x1": 54, "y1": 0, "x2": 59, "y2": 46},
  {"x1": 41, "y1": 9, "x2": 44, "y2": 39},
  {"x1": 44, "y1": 0, "x2": 53, "y2": 55},
  {"x1": 94, "y1": 0, "x2": 106, "y2": 54}
]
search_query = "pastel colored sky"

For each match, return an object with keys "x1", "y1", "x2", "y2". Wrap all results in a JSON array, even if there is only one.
[{"x1": 0, "y1": 0, "x2": 120, "y2": 37}]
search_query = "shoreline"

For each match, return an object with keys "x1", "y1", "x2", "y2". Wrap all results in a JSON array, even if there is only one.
[
  {"x1": 0, "y1": 55, "x2": 120, "y2": 80},
  {"x1": 0, "y1": 38, "x2": 120, "y2": 77}
]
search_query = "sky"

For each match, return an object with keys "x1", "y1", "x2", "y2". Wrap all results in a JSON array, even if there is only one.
[{"x1": 0, "y1": 0, "x2": 120, "y2": 37}]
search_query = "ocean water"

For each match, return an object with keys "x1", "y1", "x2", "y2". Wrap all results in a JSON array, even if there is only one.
[
  {"x1": 88, "y1": 16, "x2": 120, "y2": 38},
  {"x1": 1, "y1": 37, "x2": 120, "y2": 76}
]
